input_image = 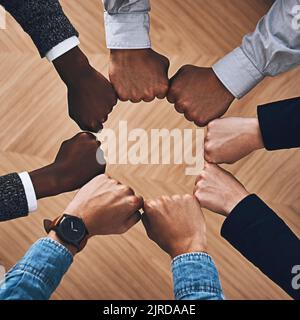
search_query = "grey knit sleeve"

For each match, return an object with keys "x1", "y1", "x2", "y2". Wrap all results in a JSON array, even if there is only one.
[
  {"x1": 0, "y1": 173, "x2": 29, "y2": 222},
  {"x1": 0, "y1": 0, "x2": 79, "y2": 57}
]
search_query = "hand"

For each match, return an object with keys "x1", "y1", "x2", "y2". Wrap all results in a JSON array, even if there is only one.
[
  {"x1": 167, "y1": 66, "x2": 234, "y2": 126},
  {"x1": 53, "y1": 47, "x2": 117, "y2": 132},
  {"x1": 29, "y1": 132, "x2": 105, "y2": 199},
  {"x1": 142, "y1": 195, "x2": 207, "y2": 259},
  {"x1": 205, "y1": 118, "x2": 264, "y2": 164},
  {"x1": 65, "y1": 175, "x2": 143, "y2": 236},
  {"x1": 194, "y1": 163, "x2": 249, "y2": 216},
  {"x1": 109, "y1": 49, "x2": 170, "y2": 103}
]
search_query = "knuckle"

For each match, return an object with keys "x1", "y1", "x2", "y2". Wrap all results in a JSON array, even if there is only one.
[
  {"x1": 207, "y1": 120, "x2": 217, "y2": 131},
  {"x1": 127, "y1": 196, "x2": 140, "y2": 207},
  {"x1": 144, "y1": 200, "x2": 156, "y2": 210}
]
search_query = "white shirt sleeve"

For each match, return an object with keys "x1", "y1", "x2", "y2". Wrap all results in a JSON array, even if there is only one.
[
  {"x1": 213, "y1": 0, "x2": 300, "y2": 99},
  {"x1": 18, "y1": 172, "x2": 37, "y2": 213},
  {"x1": 45, "y1": 36, "x2": 80, "y2": 62},
  {"x1": 103, "y1": 0, "x2": 151, "y2": 49}
]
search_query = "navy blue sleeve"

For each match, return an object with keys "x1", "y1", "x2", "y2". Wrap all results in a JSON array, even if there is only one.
[
  {"x1": 221, "y1": 194, "x2": 300, "y2": 300},
  {"x1": 257, "y1": 96, "x2": 300, "y2": 151}
]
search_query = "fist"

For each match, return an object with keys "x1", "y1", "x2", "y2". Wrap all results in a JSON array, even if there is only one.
[
  {"x1": 142, "y1": 195, "x2": 207, "y2": 258},
  {"x1": 167, "y1": 66, "x2": 234, "y2": 126},
  {"x1": 109, "y1": 49, "x2": 170, "y2": 103},
  {"x1": 68, "y1": 67, "x2": 117, "y2": 132},
  {"x1": 53, "y1": 132, "x2": 105, "y2": 193},
  {"x1": 205, "y1": 118, "x2": 264, "y2": 164},
  {"x1": 65, "y1": 175, "x2": 143, "y2": 236},
  {"x1": 53, "y1": 47, "x2": 117, "y2": 132},
  {"x1": 194, "y1": 163, "x2": 249, "y2": 216}
]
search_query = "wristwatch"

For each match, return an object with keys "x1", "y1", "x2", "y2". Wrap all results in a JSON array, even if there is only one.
[{"x1": 43, "y1": 214, "x2": 89, "y2": 251}]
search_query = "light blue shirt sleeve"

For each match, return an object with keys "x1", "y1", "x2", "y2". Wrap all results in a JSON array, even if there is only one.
[
  {"x1": 0, "y1": 238, "x2": 73, "y2": 300},
  {"x1": 213, "y1": 0, "x2": 300, "y2": 98},
  {"x1": 172, "y1": 252, "x2": 224, "y2": 300},
  {"x1": 103, "y1": 0, "x2": 151, "y2": 49}
]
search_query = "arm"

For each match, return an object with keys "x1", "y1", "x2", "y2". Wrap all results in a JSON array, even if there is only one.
[
  {"x1": 0, "y1": 173, "x2": 34, "y2": 221},
  {"x1": 194, "y1": 163, "x2": 300, "y2": 300},
  {"x1": 103, "y1": 0, "x2": 169, "y2": 103},
  {"x1": 257, "y1": 96, "x2": 300, "y2": 150},
  {"x1": 221, "y1": 194, "x2": 300, "y2": 300},
  {"x1": 204, "y1": 96, "x2": 300, "y2": 164},
  {"x1": 0, "y1": 0, "x2": 78, "y2": 58},
  {"x1": 213, "y1": 0, "x2": 300, "y2": 98},
  {"x1": 1, "y1": 2, "x2": 117, "y2": 132},
  {"x1": 0, "y1": 237, "x2": 73, "y2": 300},
  {"x1": 0, "y1": 174, "x2": 143, "y2": 300},
  {"x1": 0, "y1": 132, "x2": 105, "y2": 222},
  {"x1": 172, "y1": 253, "x2": 224, "y2": 300},
  {"x1": 142, "y1": 195, "x2": 224, "y2": 300}
]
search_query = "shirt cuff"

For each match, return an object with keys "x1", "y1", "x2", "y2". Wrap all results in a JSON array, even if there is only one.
[
  {"x1": 212, "y1": 47, "x2": 264, "y2": 99},
  {"x1": 172, "y1": 252, "x2": 224, "y2": 300},
  {"x1": 104, "y1": 13, "x2": 151, "y2": 49},
  {"x1": 18, "y1": 172, "x2": 37, "y2": 213},
  {"x1": 45, "y1": 36, "x2": 80, "y2": 62}
]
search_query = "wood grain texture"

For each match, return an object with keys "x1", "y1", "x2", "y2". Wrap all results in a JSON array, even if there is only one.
[{"x1": 0, "y1": 0, "x2": 298, "y2": 300}]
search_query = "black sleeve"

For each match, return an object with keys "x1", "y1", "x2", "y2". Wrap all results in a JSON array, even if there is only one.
[
  {"x1": 257, "y1": 96, "x2": 300, "y2": 151},
  {"x1": 0, "y1": 0, "x2": 78, "y2": 57},
  {"x1": 0, "y1": 173, "x2": 29, "y2": 221},
  {"x1": 221, "y1": 194, "x2": 300, "y2": 300}
]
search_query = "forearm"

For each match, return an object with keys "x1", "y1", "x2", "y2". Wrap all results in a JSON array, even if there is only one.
[
  {"x1": 0, "y1": 237, "x2": 73, "y2": 300},
  {"x1": 103, "y1": 0, "x2": 151, "y2": 49},
  {"x1": 257, "y1": 96, "x2": 300, "y2": 150},
  {"x1": 29, "y1": 165, "x2": 61, "y2": 200},
  {"x1": 213, "y1": 0, "x2": 300, "y2": 98},
  {"x1": 172, "y1": 253, "x2": 224, "y2": 300},
  {"x1": 221, "y1": 194, "x2": 300, "y2": 300},
  {"x1": 0, "y1": 0, "x2": 78, "y2": 57}
]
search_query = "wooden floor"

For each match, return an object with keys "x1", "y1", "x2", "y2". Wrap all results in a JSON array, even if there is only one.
[{"x1": 0, "y1": 0, "x2": 299, "y2": 300}]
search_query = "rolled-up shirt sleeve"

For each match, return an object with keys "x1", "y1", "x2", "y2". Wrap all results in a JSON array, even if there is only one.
[
  {"x1": 103, "y1": 0, "x2": 151, "y2": 49},
  {"x1": 0, "y1": 238, "x2": 73, "y2": 300},
  {"x1": 213, "y1": 0, "x2": 300, "y2": 99},
  {"x1": 172, "y1": 252, "x2": 224, "y2": 300}
]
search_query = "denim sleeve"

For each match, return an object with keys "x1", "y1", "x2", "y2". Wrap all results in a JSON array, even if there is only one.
[
  {"x1": 0, "y1": 238, "x2": 73, "y2": 300},
  {"x1": 172, "y1": 252, "x2": 224, "y2": 300}
]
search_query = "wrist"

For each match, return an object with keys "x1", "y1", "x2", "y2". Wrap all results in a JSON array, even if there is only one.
[
  {"x1": 110, "y1": 48, "x2": 151, "y2": 61},
  {"x1": 250, "y1": 118, "x2": 264, "y2": 150},
  {"x1": 53, "y1": 46, "x2": 91, "y2": 87},
  {"x1": 29, "y1": 164, "x2": 60, "y2": 200},
  {"x1": 169, "y1": 239, "x2": 208, "y2": 259},
  {"x1": 224, "y1": 190, "x2": 250, "y2": 216},
  {"x1": 48, "y1": 231, "x2": 79, "y2": 256}
]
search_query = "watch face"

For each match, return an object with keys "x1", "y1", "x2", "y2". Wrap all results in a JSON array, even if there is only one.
[{"x1": 60, "y1": 216, "x2": 86, "y2": 242}]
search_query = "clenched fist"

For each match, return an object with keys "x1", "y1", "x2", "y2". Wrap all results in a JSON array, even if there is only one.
[
  {"x1": 142, "y1": 195, "x2": 207, "y2": 258},
  {"x1": 53, "y1": 47, "x2": 117, "y2": 132},
  {"x1": 65, "y1": 175, "x2": 143, "y2": 236},
  {"x1": 167, "y1": 66, "x2": 235, "y2": 126},
  {"x1": 194, "y1": 163, "x2": 249, "y2": 216},
  {"x1": 109, "y1": 49, "x2": 170, "y2": 103},
  {"x1": 29, "y1": 132, "x2": 105, "y2": 199},
  {"x1": 205, "y1": 118, "x2": 264, "y2": 164}
]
